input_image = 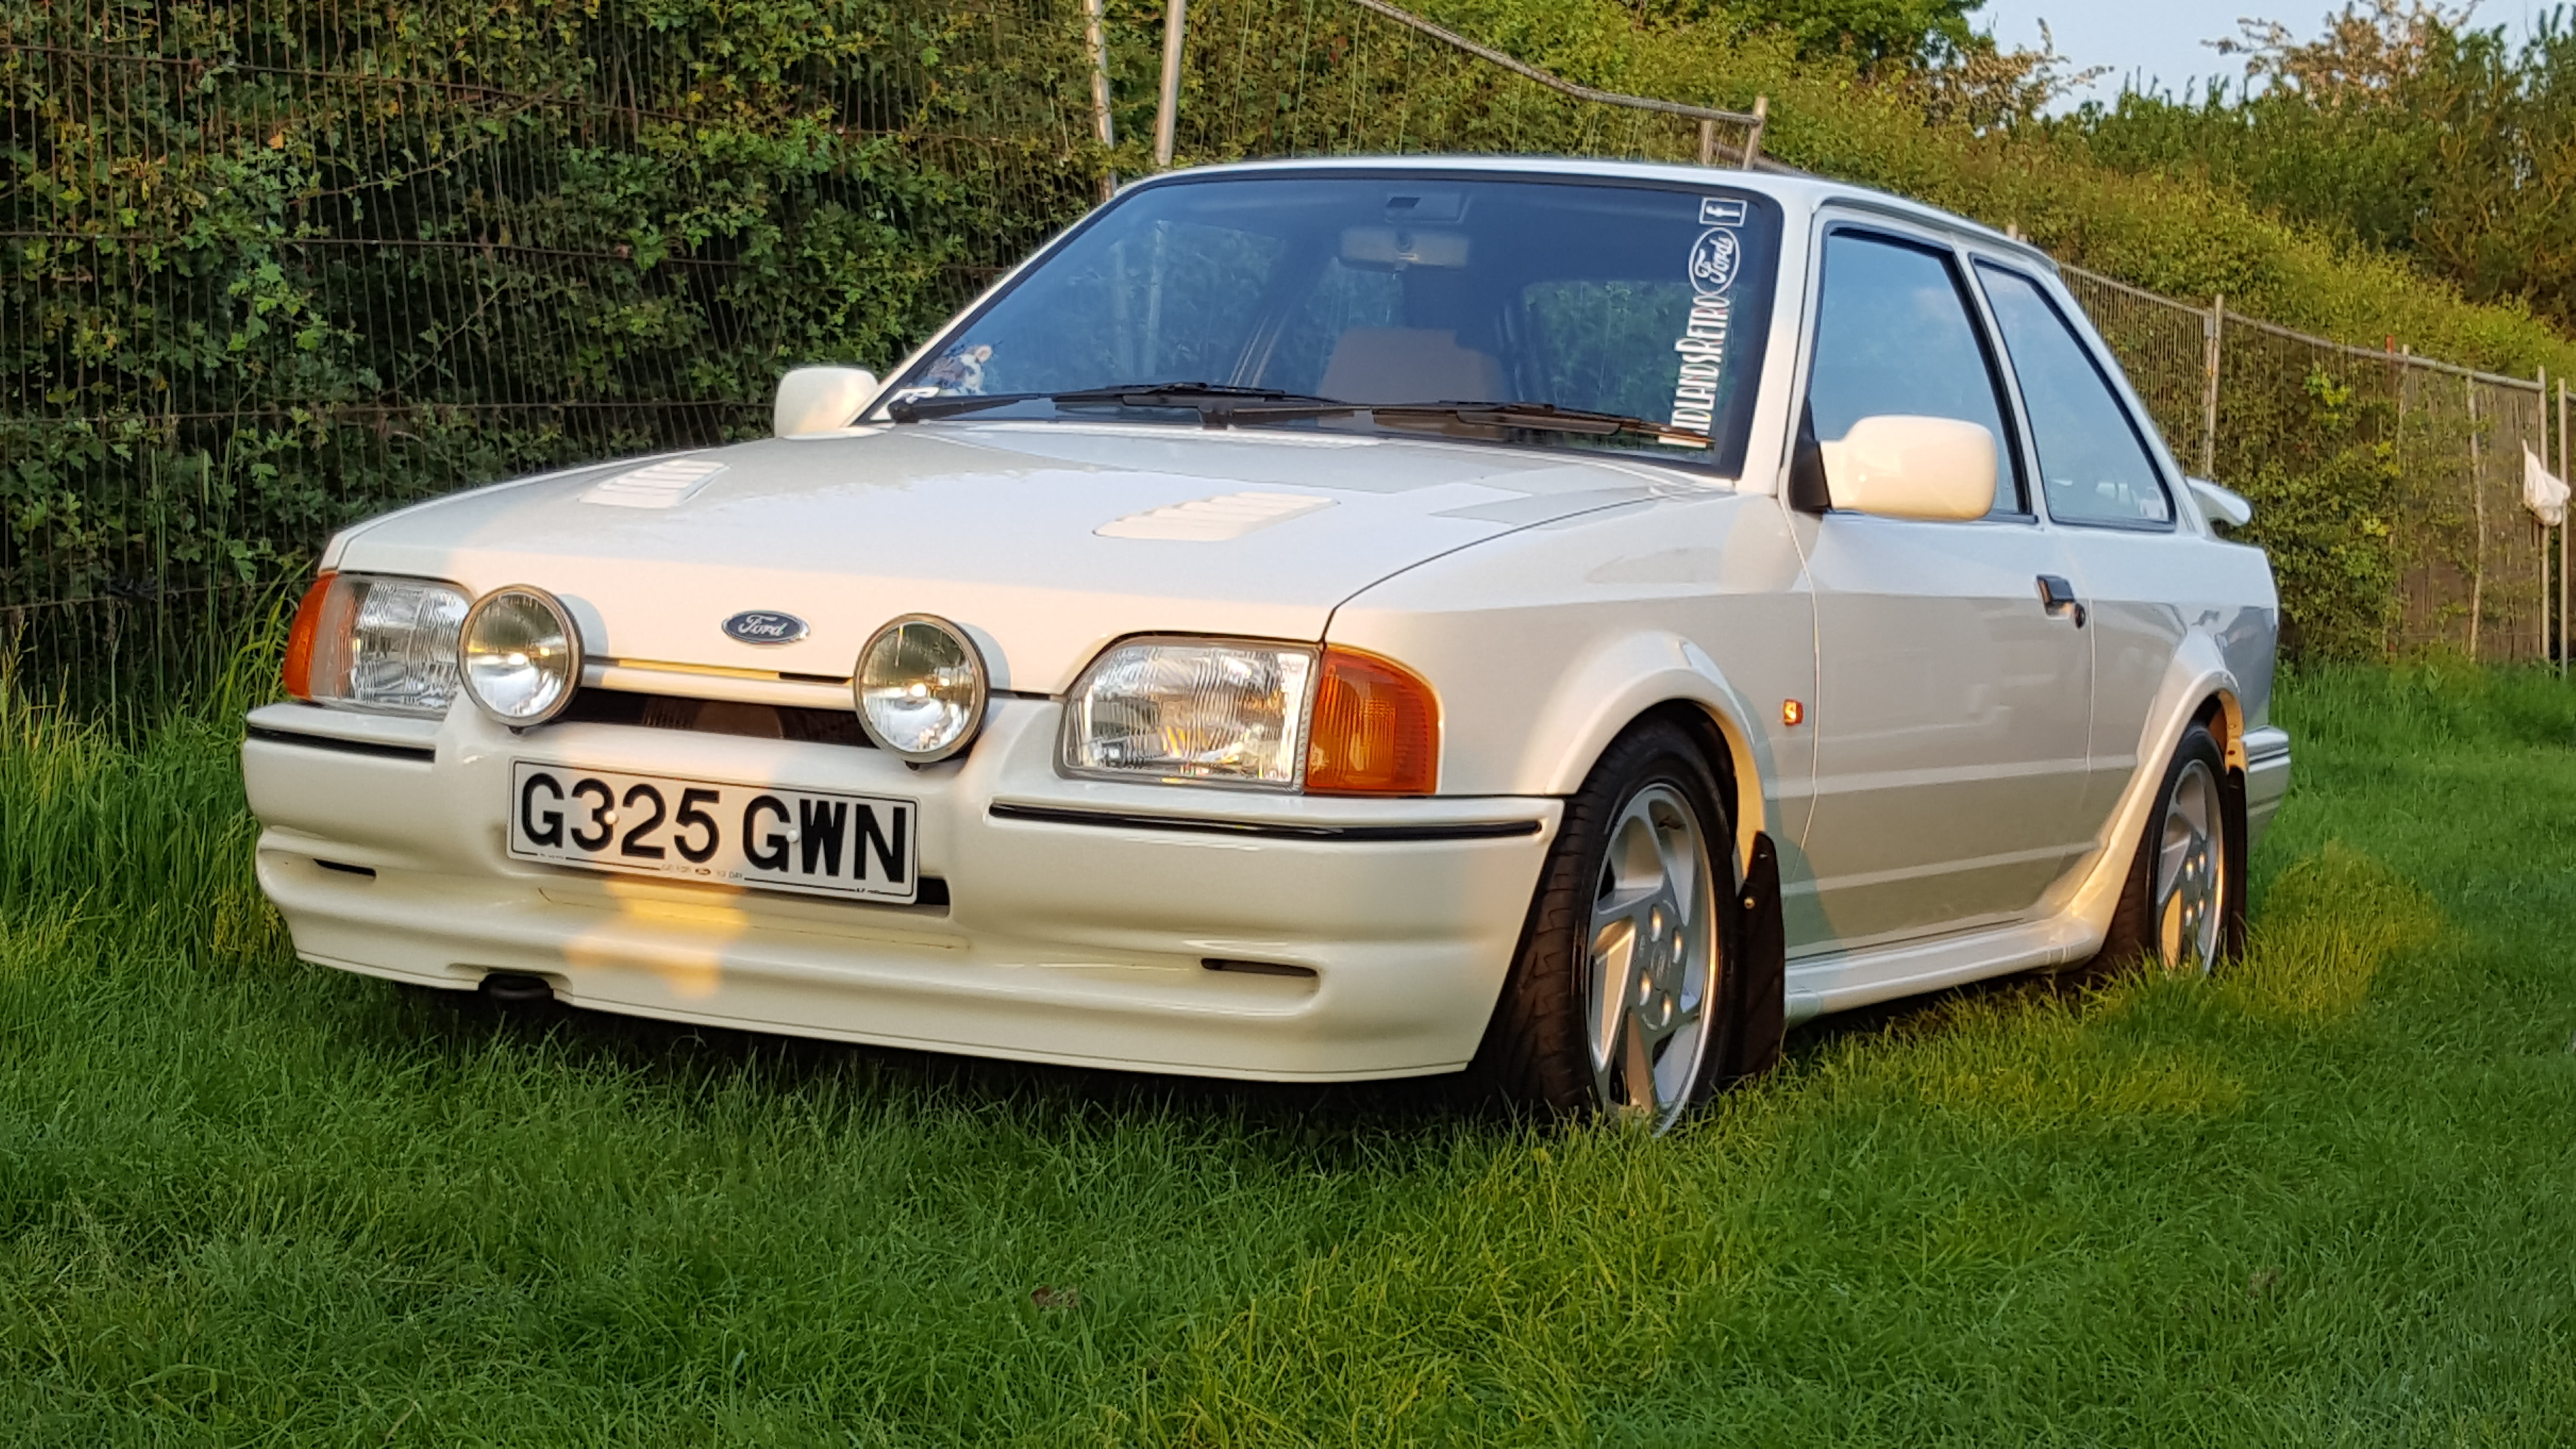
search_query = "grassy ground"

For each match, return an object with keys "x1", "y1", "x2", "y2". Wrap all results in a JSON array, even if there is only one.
[{"x1": 4, "y1": 665, "x2": 2574, "y2": 1446}]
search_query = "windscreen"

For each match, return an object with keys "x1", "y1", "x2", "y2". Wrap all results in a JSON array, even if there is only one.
[{"x1": 887, "y1": 173, "x2": 1782, "y2": 474}]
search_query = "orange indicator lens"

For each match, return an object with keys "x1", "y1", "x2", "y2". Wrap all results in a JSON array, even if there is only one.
[
  {"x1": 281, "y1": 571, "x2": 338, "y2": 701},
  {"x1": 1305, "y1": 647, "x2": 1439, "y2": 795}
]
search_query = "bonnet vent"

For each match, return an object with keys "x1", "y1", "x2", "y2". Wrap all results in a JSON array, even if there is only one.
[
  {"x1": 1094, "y1": 491, "x2": 1336, "y2": 542},
  {"x1": 583, "y1": 456, "x2": 727, "y2": 509}
]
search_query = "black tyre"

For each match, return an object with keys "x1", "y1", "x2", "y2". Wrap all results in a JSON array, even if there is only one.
[
  {"x1": 1474, "y1": 718, "x2": 1734, "y2": 1131},
  {"x1": 2092, "y1": 720, "x2": 2245, "y2": 976}
]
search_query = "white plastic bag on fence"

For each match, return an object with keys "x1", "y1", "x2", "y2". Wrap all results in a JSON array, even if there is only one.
[{"x1": 2526, "y1": 445, "x2": 2569, "y2": 527}]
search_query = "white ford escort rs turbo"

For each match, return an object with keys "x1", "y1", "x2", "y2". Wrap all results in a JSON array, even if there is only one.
[{"x1": 243, "y1": 157, "x2": 2290, "y2": 1129}]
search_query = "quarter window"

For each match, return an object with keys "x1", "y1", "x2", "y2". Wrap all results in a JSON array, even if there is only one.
[
  {"x1": 1807, "y1": 231, "x2": 2023, "y2": 517},
  {"x1": 1976, "y1": 265, "x2": 2175, "y2": 527}
]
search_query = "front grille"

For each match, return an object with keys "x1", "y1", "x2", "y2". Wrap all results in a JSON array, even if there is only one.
[{"x1": 556, "y1": 690, "x2": 874, "y2": 748}]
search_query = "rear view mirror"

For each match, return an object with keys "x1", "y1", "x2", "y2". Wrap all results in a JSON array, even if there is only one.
[
  {"x1": 774, "y1": 366, "x2": 880, "y2": 437},
  {"x1": 1819, "y1": 415, "x2": 1996, "y2": 521},
  {"x1": 1340, "y1": 227, "x2": 1470, "y2": 270}
]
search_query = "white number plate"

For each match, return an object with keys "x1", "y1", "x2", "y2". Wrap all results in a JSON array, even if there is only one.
[{"x1": 507, "y1": 761, "x2": 918, "y2": 904}]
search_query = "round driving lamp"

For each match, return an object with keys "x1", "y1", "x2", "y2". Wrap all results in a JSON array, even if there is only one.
[
  {"x1": 460, "y1": 585, "x2": 584, "y2": 726},
  {"x1": 855, "y1": 614, "x2": 988, "y2": 762}
]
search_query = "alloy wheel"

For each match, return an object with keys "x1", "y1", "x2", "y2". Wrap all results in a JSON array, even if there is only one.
[
  {"x1": 1583, "y1": 783, "x2": 1721, "y2": 1127},
  {"x1": 2154, "y1": 757, "x2": 2226, "y2": 973}
]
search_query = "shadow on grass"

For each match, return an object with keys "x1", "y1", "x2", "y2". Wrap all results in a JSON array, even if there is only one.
[
  {"x1": 336, "y1": 839, "x2": 2440, "y2": 1159},
  {"x1": 367, "y1": 958, "x2": 2094, "y2": 1148},
  {"x1": 373, "y1": 977, "x2": 1480, "y2": 1146}
]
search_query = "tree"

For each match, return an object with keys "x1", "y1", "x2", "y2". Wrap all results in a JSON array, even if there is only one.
[
  {"x1": 1639, "y1": 0, "x2": 1989, "y2": 68},
  {"x1": 2071, "y1": 3, "x2": 2576, "y2": 332}
]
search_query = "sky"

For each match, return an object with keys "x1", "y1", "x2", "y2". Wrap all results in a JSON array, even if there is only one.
[{"x1": 1976, "y1": 0, "x2": 2552, "y2": 113}]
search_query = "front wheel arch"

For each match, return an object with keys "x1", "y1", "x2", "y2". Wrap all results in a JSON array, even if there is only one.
[{"x1": 1498, "y1": 630, "x2": 1779, "y2": 854}]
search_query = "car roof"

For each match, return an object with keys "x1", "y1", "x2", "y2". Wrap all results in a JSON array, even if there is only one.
[{"x1": 1129, "y1": 154, "x2": 2060, "y2": 274}]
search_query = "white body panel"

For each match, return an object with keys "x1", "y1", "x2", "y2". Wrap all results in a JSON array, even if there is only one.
[
  {"x1": 247, "y1": 157, "x2": 2289, "y2": 1081},
  {"x1": 1794, "y1": 511, "x2": 2095, "y2": 948}
]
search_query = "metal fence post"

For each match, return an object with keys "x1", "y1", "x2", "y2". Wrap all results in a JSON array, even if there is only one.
[
  {"x1": 1742, "y1": 95, "x2": 1768, "y2": 168},
  {"x1": 2200, "y1": 294, "x2": 2222, "y2": 479},
  {"x1": 1086, "y1": 0, "x2": 1117, "y2": 203},
  {"x1": 1154, "y1": 0, "x2": 1187, "y2": 170}
]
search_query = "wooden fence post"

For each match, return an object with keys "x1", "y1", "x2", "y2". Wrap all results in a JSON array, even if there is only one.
[
  {"x1": 2200, "y1": 294, "x2": 2222, "y2": 479},
  {"x1": 2467, "y1": 375, "x2": 2484, "y2": 662},
  {"x1": 1154, "y1": 0, "x2": 1186, "y2": 170},
  {"x1": 2563, "y1": 377, "x2": 2571, "y2": 676},
  {"x1": 1086, "y1": 0, "x2": 1116, "y2": 203}
]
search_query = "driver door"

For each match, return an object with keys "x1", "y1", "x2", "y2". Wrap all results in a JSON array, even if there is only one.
[{"x1": 1789, "y1": 225, "x2": 2096, "y2": 950}]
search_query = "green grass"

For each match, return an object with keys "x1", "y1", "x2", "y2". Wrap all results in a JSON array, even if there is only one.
[{"x1": 6, "y1": 664, "x2": 2576, "y2": 1445}]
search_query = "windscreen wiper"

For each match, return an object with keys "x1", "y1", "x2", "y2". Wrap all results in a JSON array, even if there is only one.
[
  {"x1": 887, "y1": 386, "x2": 1708, "y2": 447},
  {"x1": 886, "y1": 382, "x2": 1348, "y2": 426},
  {"x1": 884, "y1": 389, "x2": 1051, "y2": 422},
  {"x1": 1051, "y1": 382, "x2": 1355, "y2": 429},
  {"x1": 1359, "y1": 401, "x2": 1712, "y2": 449}
]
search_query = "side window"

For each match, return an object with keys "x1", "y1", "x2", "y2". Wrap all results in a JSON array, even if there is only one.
[
  {"x1": 1808, "y1": 231, "x2": 2023, "y2": 517},
  {"x1": 1976, "y1": 264, "x2": 2175, "y2": 527}
]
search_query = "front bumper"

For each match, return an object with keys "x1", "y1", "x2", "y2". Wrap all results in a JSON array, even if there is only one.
[{"x1": 242, "y1": 698, "x2": 1559, "y2": 1081}]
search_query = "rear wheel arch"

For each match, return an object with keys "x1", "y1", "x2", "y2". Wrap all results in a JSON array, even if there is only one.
[{"x1": 2192, "y1": 690, "x2": 2248, "y2": 773}]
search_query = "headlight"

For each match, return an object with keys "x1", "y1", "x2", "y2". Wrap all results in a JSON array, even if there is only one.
[
  {"x1": 460, "y1": 585, "x2": 583, "y2": 725},
  {"x1": 1061, "y1": 638, "x2": 1441, "y2": 794},
  {"x1": 855, "y1": 614, "x2": 988, "y2": 761},
  {"x1": 281, "y1": 571, "x2": 468, "y2": 717},
  {"x1": 1062, "y1": 638, "x2": 1316, "y2": 789}
]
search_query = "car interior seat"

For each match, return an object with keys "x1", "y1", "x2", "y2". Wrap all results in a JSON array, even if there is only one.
[{"x1": 1317, "y1": 327, "x2": 1508, "y2": 405}]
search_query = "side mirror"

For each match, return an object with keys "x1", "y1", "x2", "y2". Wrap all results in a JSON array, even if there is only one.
[
  {"x1": 2187, "y1": 476, "x2": 2253, "y2": 529},
  {"x1": 1817, "y1": 415, "x2": 1996, "y2": 521},
  {"x1": 773, "y1": 366, "x2": 880, "y2": 437}
]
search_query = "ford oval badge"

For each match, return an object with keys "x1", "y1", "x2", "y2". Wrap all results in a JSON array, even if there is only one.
[{"x1": 722, "y1": 610, "x2": 809, "y2": 645}]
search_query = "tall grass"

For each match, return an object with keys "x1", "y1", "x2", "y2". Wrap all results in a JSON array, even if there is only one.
[{"x1": 4, "y1": 665, "x2": 2575, "y2": 1444}]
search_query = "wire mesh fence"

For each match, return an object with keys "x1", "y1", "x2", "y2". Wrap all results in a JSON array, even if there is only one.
[
  {"x1": 3, "y1": 0, "x2": 1115, "y2": 725},
  {"x1": 1170, "y1": 0, "x2": 1761, "y2": 166},
  {"x1": 2058, "y1": 269, "x2": 2558, "y2": 662},
  {"x1": 3, "y1": 0, "x2": 2566, "y2": 725}
]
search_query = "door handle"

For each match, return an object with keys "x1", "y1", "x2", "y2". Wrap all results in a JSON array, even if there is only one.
[{"x1": 2036, "y1": 574, "x2": 2087, "y2": 627}]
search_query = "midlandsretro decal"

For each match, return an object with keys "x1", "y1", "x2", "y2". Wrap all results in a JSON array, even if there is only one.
[{"x1": 1667, "y1": 195, "x2": 1749, "y2": 444}]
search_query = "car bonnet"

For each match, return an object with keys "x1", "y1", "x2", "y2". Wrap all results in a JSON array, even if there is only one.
[{"x1": 329, "y1": 420, "x2": 1721, "y2": 693}]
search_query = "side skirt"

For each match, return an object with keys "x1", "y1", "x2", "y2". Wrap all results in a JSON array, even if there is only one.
[{"x1": 1783, "y1": 913, "x2": 2104, "y2": 1023}]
